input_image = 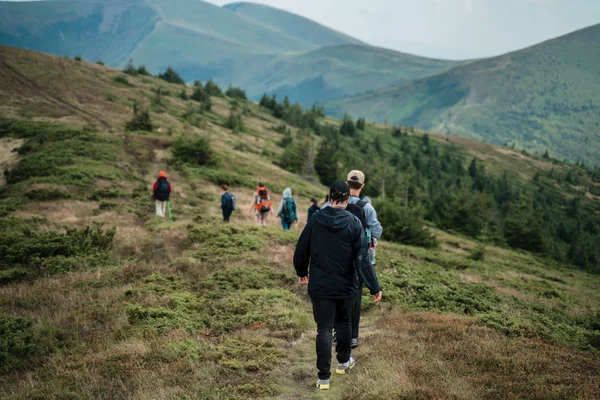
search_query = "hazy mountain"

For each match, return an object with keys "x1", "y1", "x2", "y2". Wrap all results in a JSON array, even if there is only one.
[
  {"x1": 0, "y1": 0, "x2": 461, "y2": 104},
  {"x1": 327, "y1": 24, "x2": 600, "y2": 164}
]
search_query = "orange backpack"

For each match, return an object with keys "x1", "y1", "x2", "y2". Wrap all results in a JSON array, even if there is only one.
[{"x1": 255, "y1": 187, "x2": 272, "y2": 212}]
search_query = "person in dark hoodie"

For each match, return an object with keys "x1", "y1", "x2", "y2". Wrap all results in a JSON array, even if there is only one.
[
  {"x1": 307, "y1": 198, "x2": 321, "y2": 221},
  {"x1": 294, "y1": 181, "x2": 382, "y2": 391}
]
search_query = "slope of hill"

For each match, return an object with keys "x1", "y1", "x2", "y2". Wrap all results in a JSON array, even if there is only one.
[
  {"x1": 233, "y1": 44, "x2": 462, "y2": 103},
  {"x1": 224, "y1": 1, "x2": 364, "y2": 47},
  {"x1": 0, "y1": 0, "x2": 462, "y2": 105},
  {"x1": 327, "y1": 24, "x2": 600, "y2": 165},
  {"x1": 0, "y1": 46, "x2": 599, "y2": 399}
]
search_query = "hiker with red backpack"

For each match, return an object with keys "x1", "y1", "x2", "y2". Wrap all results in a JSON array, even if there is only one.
[
  {"x1": 276, "y1": 188, "x2": 298, "y2": 230},
  {"x1": 249, "y1": 183, "x2": 273, "y2": 226},
  {"x1": 152, "y1": 170, "x2": 172, "y2": 219}
]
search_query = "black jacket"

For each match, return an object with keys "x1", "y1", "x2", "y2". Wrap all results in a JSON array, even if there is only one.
[
  {"x1": 307, "y1": 204, "x2": 321, "y2": 221},
  {"x1": 294, "y1": 206, "x2": 381, "y2": 299}
]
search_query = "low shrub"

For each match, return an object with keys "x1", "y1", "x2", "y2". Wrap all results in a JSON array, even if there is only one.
[
  {"x1": 171, "y1": 136, "x2": 217, "y2": 167},
  {"x1": 88, "y1": 188, "x2": 125, "y2": 201},
  {"x1": 0, "y1": 313, "x2": 65, "y2": 372},
  {"x1": 113, "y1": 76, "x2": 132, "y2": 86},
  {"x1": 25, "y1": 189, "x2": 70, "y2": 201},
  {"x1": 375, "y1": 201, "x2": 438, "y2": 248},
  {"x1": 125, "y1": 271, "x2": 307, "y2": 336},
  {"x1": 0, "y1": 223, "x2": 116, "y2": 282}
]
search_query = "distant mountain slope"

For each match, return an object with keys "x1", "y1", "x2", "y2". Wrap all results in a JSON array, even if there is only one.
[
  {"x1": 234, "y1": 44, "x2": 463, "y2": 102},
  {"x1": 0, "y1": 0, "x2": 462, "y2": 105},
  {"x1": 327, "y1": 24, "x2": 600, "y2": 164},
  {"x1": 224, "y1": 2, "x2": 363, "y2": 47}
]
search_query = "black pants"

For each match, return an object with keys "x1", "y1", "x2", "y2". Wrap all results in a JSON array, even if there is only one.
[
  {"x1": 311, "y1": 296, "x2": 354, "y2": 380},
  {"x1": 351, "y1": 285, "x2": 362, "y2": 339},
  {"x1": 334, "y1": 282, "x2": 363, "y2": 340},
  {"x1": 222, "y1": 208, "x2": 233, "y2": 222}
]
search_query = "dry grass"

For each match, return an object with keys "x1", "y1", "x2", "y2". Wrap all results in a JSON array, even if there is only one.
[{"x1": 340, "y1": 312, "x2": 600, "y2": 400}]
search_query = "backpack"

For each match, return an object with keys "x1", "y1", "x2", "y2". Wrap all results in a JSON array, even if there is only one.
[
  {"x1": 256, "y1": 187, "x2": 271, "y2": 212},
  {"x1": 347, "y1": 202, "x2": 372, "y2": 247},
  {"x1": 257, "y1": 187, "x2": 269, "y2": 199},
  {"x1": 155, "y1": 177, "x2": 170, "y2": 201},
  {"x1": 282, "y1": 197, "x2": 297, "y2": 224},
  {"x1": 258, "y1": 198, "x2": 272, "y2": 213},
  {"x1": 158, "y1": 179, "x2": 169, "y2": 194},
  {"x1": 222, "y1": 193, "x2": 236, "y2": 210}
]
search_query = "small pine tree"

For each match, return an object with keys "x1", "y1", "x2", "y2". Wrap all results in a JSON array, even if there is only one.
[
  {"x1": 204, "y1": 79, "x2": 223, "y2": 97},
  {"x1": 123, "y1": 59, "x2": 137, "y2": 75},
  {"x1": 180, "y1": 89, "x2": 189, "y2": 101},
  {"x1": 125, "y1": 101, "x2": 152, "y2": 132},
  {"x1": 225, "y1": 85, "x2": 247, "y2": 100},
  {"x1": 191, "y1": 86, "x2": 209, "y2": 103},
  {"x1": 137, "y1": 65, "x2": 151, "y2": 76},
  {"x1": 96, "y1": 60, "x2": 105, "y2": 66},
  {"x1": 74, "y1": 55, "x2": 82, "y2": 62},
  {"x1": 201, "y1": 97, "x2": 212, "y2": 113},
  {"x1": 225, "y1": 112, "x2": 244, "y2": 132},
  {"x1": 339, "y1": 114, "x2": 356, "y2": 137},
  {"x1": 315, "y1": 140, "x2": 338, "y2": 186},
  {"x1": 468, "y1": 158, "x2": 478, "y2": 178},
  {"x1": 356, "y1": 117, "x2": 366, "y2": 130},
  {"x1": 158, "y1": 66, "x2": 185, "y2": 84}
]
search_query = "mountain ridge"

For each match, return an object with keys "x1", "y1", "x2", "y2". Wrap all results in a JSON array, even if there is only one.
[{"x1": 327, "y1": 23, "x2": 600, "y2": 164}]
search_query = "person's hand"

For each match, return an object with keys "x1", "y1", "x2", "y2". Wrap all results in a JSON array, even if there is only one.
[
  {"x1": 299, "y1": 276, "x2": 309, "y2": 285},
  {"x1": 373, "y1": 291, "x2": 382, "y2": 303}
]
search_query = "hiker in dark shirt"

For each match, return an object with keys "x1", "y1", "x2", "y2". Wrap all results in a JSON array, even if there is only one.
[
  {"x1": 294, "y1": 181, "x2": 382, "y2": 391},
  {"x1": 307, "y1": 198, "x2": 321, "y2": 221},
  {"x1": 220, "y1": 184, "x2": 236, "y2": 222}
]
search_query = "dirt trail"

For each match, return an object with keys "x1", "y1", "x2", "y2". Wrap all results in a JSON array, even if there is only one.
[{"x1": 271, "y1": 308, "x2": 385, "y2": 400}]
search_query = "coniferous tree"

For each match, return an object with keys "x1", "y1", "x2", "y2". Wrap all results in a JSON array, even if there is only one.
[
  {"x1": 315, "y1": 140, "x2": 338, "y2": 186},
  {"x1": 158, "y1": 66, "x2": 185, "y2": 84},
  {"x1": 468, "y1": 158, "x2": 478, "y2": 178},
  {"x1": 205, "y1": 79, "x2": 223, "y2": 97},
  {"x1": 339, "y1": 114, "x2": 356, "y2": 137}
]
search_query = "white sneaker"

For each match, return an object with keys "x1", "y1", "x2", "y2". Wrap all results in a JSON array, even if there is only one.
[
  {"x1": 316, "y1": 379, "x2": 330, "y2": 390},
  {"x1": 335, "y1": 356, "x2": 356, "y2": 375}
]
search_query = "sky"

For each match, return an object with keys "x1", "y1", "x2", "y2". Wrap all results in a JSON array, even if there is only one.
[
  {"x1": 209, "y1": 0, "x2": 600, "y2": 59},
  {"x1": 4, "y1": 0, "x2": 600, "y2": 59}
]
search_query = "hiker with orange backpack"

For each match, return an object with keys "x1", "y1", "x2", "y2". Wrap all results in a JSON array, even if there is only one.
[
  {"x1": 152, "y1": 170, "x2": 172, "y2": 219},
  {"x1": 249, "y1": 182, "x2": 273, "y2": 226}
]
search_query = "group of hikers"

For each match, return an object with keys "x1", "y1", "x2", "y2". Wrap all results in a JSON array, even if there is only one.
[{"x1": 152, "y1": 169, "x2": 383, "y2": 391}]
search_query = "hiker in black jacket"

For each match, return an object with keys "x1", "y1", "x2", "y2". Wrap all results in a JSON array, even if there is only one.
[{"x1": 294, "y1": 181, "x2": 382, "y2": 391}]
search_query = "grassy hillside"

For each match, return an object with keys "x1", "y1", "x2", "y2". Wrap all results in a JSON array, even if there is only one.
[
  {"x1": 0, "y1": 0, "x2": 462, "y2": 105},
  {"x1": 327, "y1": 24, "x2": 600, "y2": 165},
  {"x1": 1, "y1": 46, "x2": 599, "y2": 399}
]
